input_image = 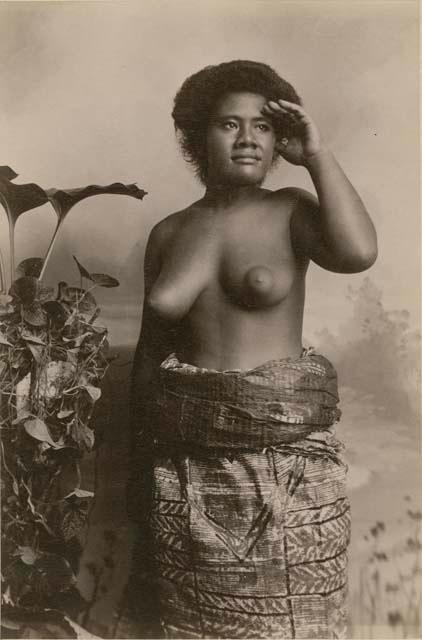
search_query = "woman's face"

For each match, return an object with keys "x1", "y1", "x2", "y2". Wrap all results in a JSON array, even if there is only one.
[{"x1": 205, "y1": 92, "x2": 277, "y2": 187}]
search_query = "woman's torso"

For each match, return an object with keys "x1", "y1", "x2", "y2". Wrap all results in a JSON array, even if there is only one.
[{"x1": 147, "y1": 188, "x2": 309, "y2": 370}]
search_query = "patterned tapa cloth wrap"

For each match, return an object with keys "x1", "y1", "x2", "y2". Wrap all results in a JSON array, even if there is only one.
[{"x1": 141, "y1": 349, "x2": 349, "y2": 639}]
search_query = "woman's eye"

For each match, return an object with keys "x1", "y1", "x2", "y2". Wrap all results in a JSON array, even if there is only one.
[
  {"x1": 257, "y1": 123, "x2": 270, "y2": 132},
  {"x1": 222, "y1": 121, "x2": 237, "y2": 130}
]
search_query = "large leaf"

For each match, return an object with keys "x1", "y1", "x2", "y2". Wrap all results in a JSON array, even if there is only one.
[
  {"x1": 0, "y1": 166, "x2": 18, "y2": 181},
  {"x1": 43, "y1": 300, "x2": 69, "y2": 328},
  {"x1": 24, "y1": 417, "x2": 65, "y2": 448},
  {"x1": 34, "y1": 553, "x2": 76, "y2": 592},
  {"x1": 61, "y1": 506, "x2": 89, "y2": 541},
  {"x1": 0, "y1": 170, "x2": 48, "y2": 288},
  {"x1": 23, "y1": 304, "x2": 47, "y2": 327},
  {"x1": 9, "y1": 276, "x2": 39, "y2": 305},
  {"x1": 90, "y1": 272, "x2": 119, "y2": 288},
  {"x1": 57, "y1": 409, "x2": 75, "y2": 420},
  {"x1": 65, "y1": 617, "x2": 101, "y2": 640},
  {"x1": 0, "y1": 293, "x2": 14, "y2": 316},
  {"x1": 46, "y1": 182, "x2": 147, "y2": 219},
  {"x1": 14, "y1": 546, "x2": 38, "y2": 565},
  {"x1": 0, "y1": 330, "x2": 13, "y2": 346},
  {"x1": 71, "y1": 257, "x2": 120, "y2": 288},
  {"x1": 63, "y1": 332, "x2": 91, "y2": 347},
  {"x1": 70, "y1": 420, "x2": 94, "y2": 450},
  {"x1": 15, "y1": 372, "x2": 31, "y2": 421},
  {"x1": 9, "y1": 278, "x2": 50, "y2": 326},
  {"x1": 36, "y1": 360, "x2": 76, "y2": 401},
  {"x1": 16, "y1": 258, "x2": 44, "y2": 278},
  {"x1": 10, "y1": 350, "x2": 26, "y2": 369},
  {"x1": 66, "y1": 349, "x2": 79, "y2": 367},
  {"x1": 72, "y1": 255, "x2": 92, "y2": 281},
  {"x1": 40, "y1": 182, "x2": 147, "y2": 281},
  {"x1": 38, "y1": 284, "x2": 55, "y2": 303},
  {"x1": 21, "y1": 332, "x2": 46, "y2": 345},
  {"x1": 0, "y1": 606, "x2": 78, "y2": 639},
  {"x1": 57, "y1": 283, "x2": 97, "y2": 313},
  {"x1": 81, "y1": 384, "x2": 101, "y2": 402},
  {"x1": 0, "y1": 173, "x2": 48, "y2": 224},
  {"x1": 26, "y1": 343, "x2": 44, "y2": 364},
  {"x1": 69, "y1": 488, "x2": 94, "y2": 498},
  {"x1": 0, "y1": 293, "x2": 13, "y2": 305}
]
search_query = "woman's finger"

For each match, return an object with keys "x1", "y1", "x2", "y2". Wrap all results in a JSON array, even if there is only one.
[
  {"x1": 277, "y1": 99, "x2": 304, "y2": 111},
  {"x1": 265, "y1": 101, "x2": 298, "y2": 115},
  {"x1": 277, "y1": 100, "x2": 310, "y2": 121},
  {"x1": 263, "y1": 103, "x2": 296, "y2": 120},
  {"x1": 265, "y1": 99, "x2": 302, "y2": 112},
  {"x1": 264, "y1": 101, "x2": 284, "y2": 112}
]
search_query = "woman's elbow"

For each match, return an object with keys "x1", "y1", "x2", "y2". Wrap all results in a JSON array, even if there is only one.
[
  {"x1": 358, "y1": 239, "x2": 378, "y2": 269},
  {"x1": 344, "y1": 243, "x2": 378, "y2": 273},
  {"x1": 342, "y1": 217, "x2": 378, "y2": 272}
]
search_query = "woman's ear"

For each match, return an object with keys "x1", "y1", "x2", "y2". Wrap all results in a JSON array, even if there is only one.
[{"x1": 274, "y1": 141, "x2": 282, "y2": 155}]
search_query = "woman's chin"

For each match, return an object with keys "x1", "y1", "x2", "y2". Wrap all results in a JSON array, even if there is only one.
[
  {"x1": 226, "y1": 170, "x2": 265, "y2": 187},
  {"x1": 206, "y1": 168, "x2": 266, "y2": 189}
]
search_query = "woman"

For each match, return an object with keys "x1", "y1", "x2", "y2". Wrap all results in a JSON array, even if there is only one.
[{"x1": 127, "y1": 60, "x2": 377, "y2": 639}]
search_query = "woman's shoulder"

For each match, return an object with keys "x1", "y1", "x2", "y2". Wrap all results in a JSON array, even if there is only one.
[
  {"x1": 150, "y1": 200, "x2": 218, "y2": 249},
  {"x1": 268, "y1": 186, "x2": 316, "y2": 208},
  {"x1": 148, "y1": 205, "x2": 193, "y2": 249},
  {"x1": 154, "y1": 199, "x2": 206, "y2": 232}
]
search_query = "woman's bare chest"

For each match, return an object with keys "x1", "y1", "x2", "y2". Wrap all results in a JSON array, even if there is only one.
[{"x1": 156, "y1": 209, "x2": 297, "y2": 313}]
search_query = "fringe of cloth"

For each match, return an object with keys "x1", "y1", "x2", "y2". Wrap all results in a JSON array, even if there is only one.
[{"x1": 119, "y1": 350, "x2": 350, "y2": 639}]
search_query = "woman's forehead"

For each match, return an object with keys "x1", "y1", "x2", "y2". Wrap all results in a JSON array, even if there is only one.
[{"x1": 212, "y1": 92, "x2": 267, "y2": 117}]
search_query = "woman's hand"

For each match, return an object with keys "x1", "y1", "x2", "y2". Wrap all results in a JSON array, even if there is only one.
[{"x1": 262, "y1": 99, "x2": 325, "y2": 166}]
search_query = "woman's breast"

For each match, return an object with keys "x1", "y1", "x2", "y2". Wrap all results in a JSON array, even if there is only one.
[
  {"x1": 148, "y1": 211, "x2": 298, "y2": 321},
  {"x1": 219, "y1": 258, "x2": 295, "y2": 309}
]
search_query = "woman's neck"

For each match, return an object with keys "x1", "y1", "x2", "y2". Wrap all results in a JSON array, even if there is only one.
[{"x1": 202, "y1": 183, "x2": 264, "y2": 209}]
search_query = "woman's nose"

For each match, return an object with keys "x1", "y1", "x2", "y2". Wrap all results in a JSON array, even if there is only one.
[{"x1": 236, "y1": 125, "x2": 257, "y2": 147}]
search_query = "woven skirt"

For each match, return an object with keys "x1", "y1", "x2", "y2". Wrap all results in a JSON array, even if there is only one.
[{"x1": 141, "y1": 351, "x2": 350, "y2": 639}]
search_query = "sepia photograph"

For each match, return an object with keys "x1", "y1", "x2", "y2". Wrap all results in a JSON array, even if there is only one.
[{"x1": 0, "y1": 1, "x2": 420, "y2": 638}]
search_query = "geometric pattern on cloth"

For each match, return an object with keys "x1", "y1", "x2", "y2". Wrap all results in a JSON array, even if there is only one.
[
  {"x1": 133, "y1": 351, "x2": 350, "y2": 639},
  {"x1": 150, "y1": 450, "x2": 350, "y2": 639}
]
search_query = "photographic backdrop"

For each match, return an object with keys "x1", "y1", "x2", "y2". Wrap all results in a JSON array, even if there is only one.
[{"x1": 1, "y1": 1, "x2": 420, "y2": 637}]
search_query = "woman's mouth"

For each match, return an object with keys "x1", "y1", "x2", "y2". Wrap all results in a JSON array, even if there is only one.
[{"x1": 232, "y1": 156, "x2": 260, "y2": 164}]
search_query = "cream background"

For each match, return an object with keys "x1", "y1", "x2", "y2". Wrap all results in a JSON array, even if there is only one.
[
  {"x1": 1, "y1": 2, "x2": 420, "y2": 637},
  {"x1": 0, "y1": 0, "x2": 419, "y2": 347}
]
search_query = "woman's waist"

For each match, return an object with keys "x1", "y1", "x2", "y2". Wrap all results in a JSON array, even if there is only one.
[
  {"x1": 159, "y1": 349, "x2": 340, "y2": 403},
  {"x1": 154, "y1": 350, "x2": 341, "y2": 450},
  {"x1": 177, "y1": 315, "x2": 304, "y2": 374},
  {"x1": 177, "y1": 340, "x2": 304, "y2": 374}
]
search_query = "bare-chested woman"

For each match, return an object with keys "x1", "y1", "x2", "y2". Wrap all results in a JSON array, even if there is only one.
[{"x1": 128, "y1": 61, "x2": 377, "y2": 639}]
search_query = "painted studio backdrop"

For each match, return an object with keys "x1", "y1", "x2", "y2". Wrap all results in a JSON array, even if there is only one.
[{"x1": 1, "y1": 1, "x2": 420, "y2": 638}]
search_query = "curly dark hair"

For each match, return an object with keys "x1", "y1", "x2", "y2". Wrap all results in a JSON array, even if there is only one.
[{"x1": 172, "y1": 60, "x2": 302, "y2": 183}]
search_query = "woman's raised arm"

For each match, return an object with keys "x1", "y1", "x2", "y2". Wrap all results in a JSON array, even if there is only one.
[
  {"x1": 290, "y1": 151, "x2": 378, "y2": 273},
  {"x1": 264, "y1": 99, "x2": 378, "y2": 273}
]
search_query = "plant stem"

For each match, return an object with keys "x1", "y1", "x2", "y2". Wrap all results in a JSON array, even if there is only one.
[
  {"x1": 39, "y1": 218, "x2": 63, "y2": 281},
  {"x1": 8, "y1": 216, "x2": 15, "y2": 289},
  {"x1": 0, "y1": 245, "x2": 6, "y2": 292}
]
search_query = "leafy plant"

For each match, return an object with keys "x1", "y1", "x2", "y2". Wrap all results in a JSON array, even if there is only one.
[{"x1": 0, "y1": 167, "x2": 146, "y2": 638}]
